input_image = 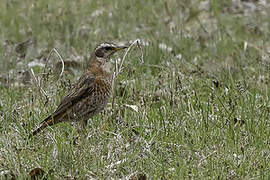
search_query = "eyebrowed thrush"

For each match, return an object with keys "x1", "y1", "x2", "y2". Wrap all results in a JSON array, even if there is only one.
[{"x1": 31, "y1": 42, "x2": 127, "y2": 137}]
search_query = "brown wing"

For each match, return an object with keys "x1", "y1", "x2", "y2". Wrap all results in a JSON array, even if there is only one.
[
  {"x1": 40, "y1": 71, "x2": 95, "y2": 124},
  {"x1": 31, "y1": 71, "x2": 95, "y2": 137}
]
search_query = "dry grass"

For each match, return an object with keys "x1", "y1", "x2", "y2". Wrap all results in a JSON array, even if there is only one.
[{"x1": 0, "y1": 0, "x2": 270, "y2": 179}]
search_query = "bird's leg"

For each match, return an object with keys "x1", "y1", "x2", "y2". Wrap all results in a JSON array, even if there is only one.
[{"x1": 76, "y1": 119, "x2": 88, "y2": 136}]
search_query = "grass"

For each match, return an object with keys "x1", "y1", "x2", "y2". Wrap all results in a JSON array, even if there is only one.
[{"x1": 1, "y1": 0, "x2": 270, "y2": 179}]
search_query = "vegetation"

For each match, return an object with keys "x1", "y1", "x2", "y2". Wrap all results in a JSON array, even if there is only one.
[{"x1": 0, "y1": 0, "x2": 270, "y2": 179}]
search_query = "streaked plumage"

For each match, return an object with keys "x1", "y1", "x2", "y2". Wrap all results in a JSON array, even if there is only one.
[{"x1": 31, "y1": 42, "x2": 127, "y2": 136}]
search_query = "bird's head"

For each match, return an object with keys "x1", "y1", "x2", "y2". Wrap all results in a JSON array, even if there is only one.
[
  {"x1": 90, "y1": 42, "x2": 127, "y2": 74},
  {"x1": 93, "y1": 42, "x2": 127, "y2": 61}
]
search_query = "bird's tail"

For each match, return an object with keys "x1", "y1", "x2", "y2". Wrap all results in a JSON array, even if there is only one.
[{"x1": 29, "y1": 117, "x2": 55, "y2": 137}]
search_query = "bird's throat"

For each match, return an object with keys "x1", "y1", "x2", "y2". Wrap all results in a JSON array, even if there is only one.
[{"x1": 90, "y1": 60, "x2": 113, "y2": 80}]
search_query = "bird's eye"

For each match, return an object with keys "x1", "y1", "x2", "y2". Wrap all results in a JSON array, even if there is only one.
[{"x1": 104, "y1": 47, "x2": 114, "y2": 51}]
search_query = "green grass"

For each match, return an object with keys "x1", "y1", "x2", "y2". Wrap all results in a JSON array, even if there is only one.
[{"x1": 1, "y1": 0, "x2": 270, "y2": 179}]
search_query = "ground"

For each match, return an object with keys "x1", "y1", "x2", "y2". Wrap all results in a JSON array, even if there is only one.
[{"x1": 0, "y1": 0, "x2": 270, "y2": 179}]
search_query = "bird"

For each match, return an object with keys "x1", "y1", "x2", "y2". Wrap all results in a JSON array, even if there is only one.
[{"x1": 30, "y1": 42, "x2": 127, "y2": 137}]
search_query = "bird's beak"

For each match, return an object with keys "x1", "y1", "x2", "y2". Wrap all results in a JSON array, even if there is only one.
[{"x1": 115, "y1": 45, "x2": 128, "y2": 51}]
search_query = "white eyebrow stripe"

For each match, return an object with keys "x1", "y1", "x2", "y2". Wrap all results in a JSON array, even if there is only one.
[{"x1": 96, "y1": 43, "x2": 117, "y2": 50}]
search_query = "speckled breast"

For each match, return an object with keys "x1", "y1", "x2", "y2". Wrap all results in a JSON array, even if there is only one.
[{"x1": 68, "y1": 78, "x2": 112, "y2": 122}]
